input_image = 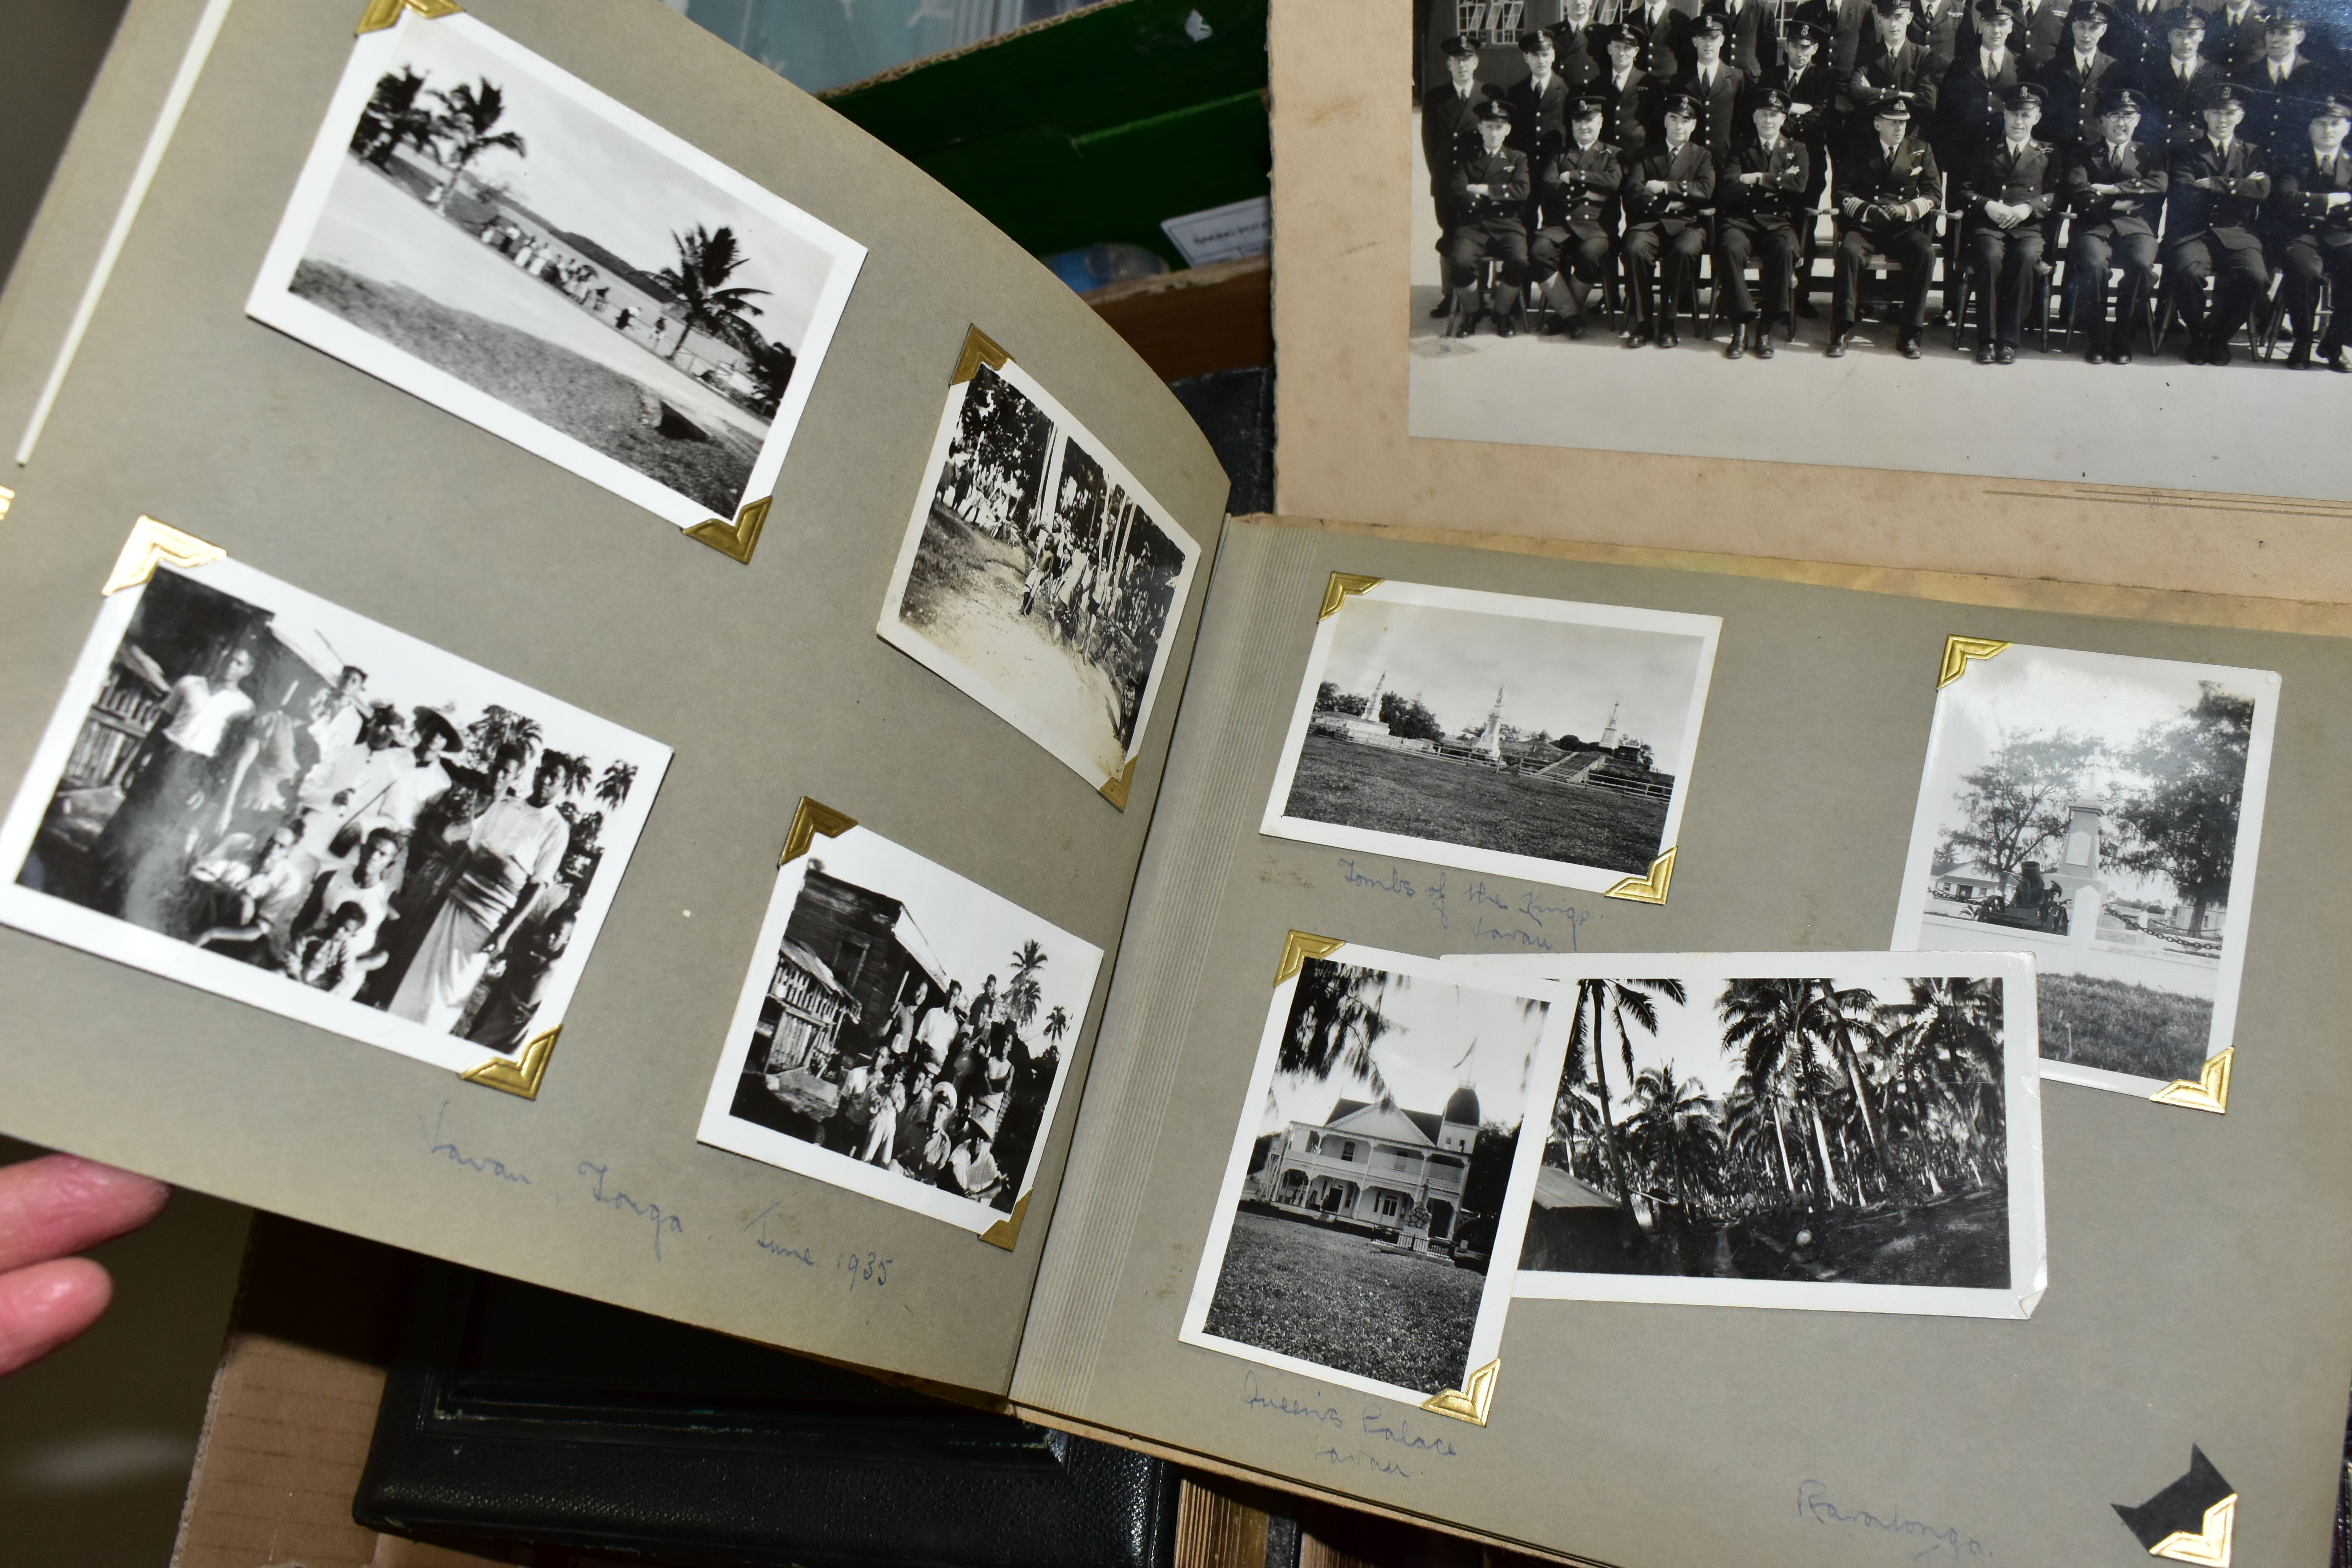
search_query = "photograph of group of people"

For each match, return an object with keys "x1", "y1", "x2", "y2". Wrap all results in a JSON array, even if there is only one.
[
  {"x1": 0, "y1": 559, "x2": 669, "y2": 1074},
  {"x1": 697, "y1": 821, "x2": 1102, "y2": 1235},
  {"x1": 1419, "y1": 0, "x2": 2349, "y2": 363}
]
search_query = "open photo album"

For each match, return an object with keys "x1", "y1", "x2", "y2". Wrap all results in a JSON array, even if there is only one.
[{"x1": 2, "y1": 3, "x2": 2349, "y2": 1567}]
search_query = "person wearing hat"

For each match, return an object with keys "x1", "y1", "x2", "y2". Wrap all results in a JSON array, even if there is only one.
[
  {"x1": 2234, "y1": 11, "x2": 2332, "y2": 160},
  {"x1": 2267, "y1": 89, "x2": 2352, "y2": 367},
  {"x1": 1960, "y1": 81, "x2": 2061, "y2": 360},
  {"x1": 2136, "y1": 7, "x2": 2219, "y2": 144},
  {"x1": 1508, "y1": 27, "x2": 1574, "y2": 168},
  {"x1": 2201, "y1": 0, "x2": 2272, "y2": 73},
  {"x1": 1936, "y1": 0, "x2": 2031, "y2": 161},
  {"x1": 2064, "y1": 86, "x2": 2168, "y2": 360},
  {"x1": 1715, "y1": 84, "x2": 1813, "y2": 355},
  {"x1": 1550, "y1": 0, "x2": 1609, "y2": 91},
  {"x1": 2163, "y1": 79, "x2": 2274, "y2": 361},
  {"x1": 1598, "y1": 23, "x2": 1664, "y2": 158},
  {"x1": 1424, "y1": 35, "x2": 1487, "y2": 320},
  {"x1": 1621, "y1": 90, "x2": 1719, "y2": 345},
  {"x1": 1674, "y1": 12, "x2": 1752, "y2": 160},
  {"x1": 1626, "y1": 0, "x2": 1698, "y2": 82},
  {"x1": 2043, "y1": 0, "x2": 2124, "y2": 144},
  {"x1": 1829, "y1": 90, "x2": 1945, "y2": 355},
  {"x1": 1706, "y1": 0, "x2": 1771, "y2": 78},
  {"x1": 1849, "y1": 0, "x2": 1943, "y2": 123},
  {"x1": 2111, "y1": 0, "x2": 2192, "y2": 76},
  {"x1": 1443, "y1": 96, "x2": 1535, "y2": 338},
  {"x1": 1760, "y1": 18, "x2": 1842, "y2": 312},
  {"x1": 1530, "y1": 93, "x2": 1626, "y2": 336}
]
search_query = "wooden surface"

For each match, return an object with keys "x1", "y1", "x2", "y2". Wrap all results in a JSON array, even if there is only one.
[{"x1": 1090, "y1": 256, "x2": 1273, "y2": 381}]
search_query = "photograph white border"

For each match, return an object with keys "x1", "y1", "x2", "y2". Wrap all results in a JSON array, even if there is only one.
[
  {"x1": 1887, "y1": 642, "x2": 2280, "y2": 1098},
  {"x1": 1457, "y1": 950, "x2": 2048, "y2": 1320},
  {"x1": 1177, "y1": 940, "x2": 1571, "y2": 1407},
  {"x1": 0, "y1": 557, "x2": 673, "y2": 1077},
  {"x1": 1258, "y1": 580, "x2": 1720, "y2": 892},
  {"x1": 246, "y1": 11, "x2": 867, "y2": 532},
  {"x1": 693, "y1": 822, "x2": 1104, "y2": 1236},
  {"x1": 875, "y1": 350, "x2": 1202, "y2": 796}
]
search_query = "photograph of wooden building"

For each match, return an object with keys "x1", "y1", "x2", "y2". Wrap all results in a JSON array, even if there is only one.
[{"x1": 1245, "y1": 1090, "x2": 1480, "y2": 1245}]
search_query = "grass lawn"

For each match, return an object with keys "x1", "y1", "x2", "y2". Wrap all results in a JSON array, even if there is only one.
[
  {"x1": 1202, "y1": 1211, "x2": 1483, "y2": 1394},
  {"x1": 2038, "y1": 969, "x2": 2214, "y2": 1081},
  {"x1": 1283, "y1": 732, "x2": 1667, "y2": 875},
  {"x1": 290, "y1": 260, "x2": 760, "y2": 517},
  {"x1": 899, "y1": 504, "x2": 1011, "y2": 630}
]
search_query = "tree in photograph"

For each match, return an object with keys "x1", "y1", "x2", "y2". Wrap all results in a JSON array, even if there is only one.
[
  {"x1": 1565, "y1": 977, "x2": 1686, "y2": 1226},
  {"x1": 463, "y1": 706, "x2": 542, "y2": 771},
  {"x1": 1279, "y1": 958, "x2": 1393, "y2": 1095},
  {"x1": 595, "y1": 760, "x2": 637, "y2": 811},
  {"x1": 538, "y1": 750, "x2": 594, "y2": 800},
  {"x1": 1624, "y1": 1062, "x2": 1721, "y2": 1213},
  {"x1": 2112, "y1": 684, "x2": 2252, "y2": 937},
  {"x1": 1548, "y1": 1082, "x2": 1607, "y2": 1185},
  {"x1": 1315, "y1": 681, "x2": 1345, "y2": 712},
  {"x1": 1005, "y1": 938, "x2": 1048, "y2": 1027},
  {"x1": 1941, "y1": 731, "x2": 2100, "y2": 900},
  {"x1": 1459, "y1": 1122, "x2": 1519, "y2": 1225},
  {"x1": 425, "y1": 79, "x2": 527, "y2": 211},
  {"x1": 1042, "y1": 1005, "x2": 1072, "y2": 1048},
  {"x1": 653, "y1": 225, "x2": 769, "y2": 362},
  {"x1": 1376, "y1": 691, "x2": 1446, "y2": 743},
  {"x1": 1875, "y1": 977, "x2": 2005, "y2": 1197},
  {"x1": 739, "y1": 338, "x2": 797, "y2": 418},
  {"x1": 1722, "y1": 1073, "x2": 1798, "y2": 1204},
  {"x1": 1718, "y1": 979, "x2": 1848, "y2": 1207},
  {"x1": 353, "y1": 67, "x2": 436, "y2": 168},
  {"x1": 1805, "y1": 982, "x2": 1890, "y2": 1197}
]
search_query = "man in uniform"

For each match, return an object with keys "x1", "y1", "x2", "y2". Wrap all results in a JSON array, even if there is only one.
[
  {"x1": 1445, "y1": 97, "x2": 1535, "y2": 337},
  {"x1": 1819, "y1": 0, "x2": 1878, "y2": 78},
  {"x1": 1960, "y1": 81, "x2": 2061, "y2": 359},
  {"x1": 1423, "y1": 34, "x2": 1486, "y2": 320},
  {"x1": 2111, "y1": 0, "x2": 2188, "y2": 75},
  {"x1": 2065, "y1": 86, "x2": 2169, "y2": 359},
  {"x1": 2269, "y1": 90, "x2": 2352, "y2": 367},
  {"x1": 1830, "y1": 90, "x2": 1945, "y2": 355},
  {"x1": 2201, "y1": 0, "x2": 2271, "y2": 72},
  {"x1": 1762, "y1": 18, "x2": 1842, "y2": 312},
  {"x1": 1598, "y1": 23, "x2": 1663, "y2": 157},
  {"x1": 1626, "y1": 0, "x2": 1697, "y2": 82},
  {"x1": 1937, "y1": 0, "x2": 2031, "y2": 163},
  {"x1": 1551, "y1": 0, "x2": 1610, "y2": 90},
  {"x1": 2015, "y1": 0, "x2": 2073, "y2": 64},
  {"x1": 2138, "y1": 7, "x2": 2220, "y2": 143},
  {"x1": 2042, "y1": 0, "x2": 2125, "y2": 145},
  {"x1": 1710, "y1": 0, "x2": 1772, "y2": 78},
  {"x1": 2236, "y1": 12, "x2": 2335, "y2": 159},
  {"x1": 1715, "y1": 84, "x2": 1813, "y2": 355},
  {"x1": 1622, "y1": 91, "x2": 1719, "y2": 345},
  {"x1": 2163, "y1": 79, "x2": 2273, "y2": 361},
  {"x1": 1508, "y1": 27, "x2": 1575, "y2": 169},
  {"x1": 1677, "y1": 13, "x2": 1752, "y2": 160},
  {"x1": 1532, "y1": 93, "x2": 1626, "y2": 336},
  {"x1": 1851, "y1": 0, "x2": 1943, "y2": 124}
]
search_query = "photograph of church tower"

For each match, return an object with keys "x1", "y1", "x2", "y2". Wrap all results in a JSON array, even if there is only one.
[{"x1": 1263, "y1": 579, "x2": 1722, "y2": 894}]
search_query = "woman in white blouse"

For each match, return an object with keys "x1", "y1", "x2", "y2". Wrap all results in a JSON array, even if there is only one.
[{"x1": 94, "y1": 642, "x2": 258, "y2": 927}]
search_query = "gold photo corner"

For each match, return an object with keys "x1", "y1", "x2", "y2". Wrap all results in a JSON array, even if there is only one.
[
  {"x1": 1938, "y1": 635, "x2": 2012, "y2": 688},
  {"x1": 1274, "y1": 930, "x2": 1346, "y2": 986},
  {"x1": 1422, "y1": 1359, "x2": 1499, "y2": 1426},
  {"x1": 462, "y1": 1027, "x2": 558, "y2": 1100},
  {"x1": 1605, "y1": 847, "x2": 1676, "y2": 905},
  {"x1": 686, "y1": 497, "x2": 769, "y2": 564},
  {"x1": 357, "y1": 0, "x2": 462, "y2": 33},
  {"x1": 103, "y1": 516, "x2": 225, "y2": 596},
  {"x1": 2151, "y1": 1047, "x2": 2233, "y2": 1114},
  {"x1": 1098, "y1": 756, "x2": 1139, "y2": 811},
  {"x1": 780, "y1": 797, "x2": 858, "y2": 866},
  {"x1": 977, "y1": 1191, "x2": 1031, "y2": 1250},
  {"x1": 951, "y1": 325, "x2": 1012, "y2": 385},
  {"x1": 1318, "y1": 573, "x2": 1383, "y2": 621},
  {"x1": 2151, "y1": 1493, "x2": 2238, "y2": 1565},
  {"x1": 0, "y1": 485, "x2": 16, "y2": 522}
]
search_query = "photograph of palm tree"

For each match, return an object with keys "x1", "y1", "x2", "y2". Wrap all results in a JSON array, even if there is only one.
[
  {"x1": 0, "y1": 555, "x2": 670, "y2": 1078},
  {"x1": 1473, "y1": 951, "x2": 2045, "y2": 1318},
  {"x1": 1179, "y1": 944, "x2": 1568, "y2": 1404},
  {"x1": 249, "y1": 12, "x2": 864, "y2": 530},
  {"x1": 878, "y1": 351, "x2": 1201, "y2": 795},
  {"x1": 695, "y1": 820, "x2": 1102, "y2": 1236},
  {"x1": 1890, "y1": 642, "x2": 2281, "y2": 1096}
]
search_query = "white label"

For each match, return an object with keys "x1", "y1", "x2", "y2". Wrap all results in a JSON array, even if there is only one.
[{"x1": 1159, "y1": 194, "x2": 1270, "y2": 267}]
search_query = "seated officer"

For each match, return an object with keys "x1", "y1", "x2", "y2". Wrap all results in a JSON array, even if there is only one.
[
  {"x1": 1960, "y1": 81, "x2": 2060, "y2": 361},
  {"x1": 1830, "y1": 90, "x2": 1945, "y2": 356},
  {"x1": 1622, "y1": 91, "x2": 1718, "y2": 346},
  {"x1": 1715, "y1": 85, "x2": 1813, "y2": 357},
  {"x1": 2269, "y1": 90, "x2": 2352, "y2": 368},
  {"x1": 1762, "y1": 18, "x2": 1841, "y2": 314},
  {"x1": 2163, "y1": 79, "x2": 2273, "y2": 362},
  {"x1": 1424, "y1": 34, "x2": 1485, "y2": 320},
  {"x1": 1445, "y1": 96, "x2": 1535, "y2": 338},
  {"x1": 2066, "y1": 86, "x2": 2169, "y2": 361},
  {"x1": 1532, "y1": 94, "x2": 1625, "y2": 337}
]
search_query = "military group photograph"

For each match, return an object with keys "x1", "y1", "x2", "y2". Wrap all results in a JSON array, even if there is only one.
[{"x1": 1407, "y1": 0, "x2": 2352, "y2": 500}]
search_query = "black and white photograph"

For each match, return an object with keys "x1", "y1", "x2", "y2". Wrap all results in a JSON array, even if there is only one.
[
  {"x1": 1891, "y1": 641, "x2": 2279, "y2": 1095},
  {"x1": 875, "y1": 352, "x2": 1201, "y2": 797},
  {"x1": 249, "y1": 11, "x2": 865, "y2": 531},
  {"x1": 695, "y1": 818, "x2": 1103, "y2": 1235},
  {"x1": 0, "y1": 555, "x2": 671, "y2": 1076},
  {"x1": 1465, "y1": 951, "x2": 2046, "y2": 1318},
  {"x1": 1260, "y1": 579, "x2": 1719, "y2": 892},
  {"x1": 1407, "y1": 11, "x2": 2352, "y2": 502},
  {"x1": 1179, "y1": 944, "x2": 1566, "y2": 1406}
]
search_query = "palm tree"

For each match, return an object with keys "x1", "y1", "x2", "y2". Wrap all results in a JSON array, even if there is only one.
[
  {"x1": 1718, "y1": 979, "x2": 1847, "y2": 1207},
  {"x1": 1280, "y1": 958, "x2": 1393, "y2": 1095},
  {"x1": 1623, "y1": 1061, "x2": 1721, "y2": 1215},
  {"x1": 353, "y1": 68, "x2": 436, "y2": 168},
  {"x1": 426, "y1": 79, "x2": 526, "y2": 211},
  {"x1": 1005, "y1": 938, "x2": 1047, "y2": 1027},
  {"x1": 1806, "y1": 983, "x2": 1891, "y2": 1198},
  {"x1": 595, "y1": 760, "x2": 637, "y2": 811},
  {"x1": 1722, "y1": 1074, "x2": 1794, "y2": 1205},
  {"x1": 463, "y1": 706, "x2": 542, "y2": 771},
  {"x1": 1042, "y1": 1005, "x2": 1071, "y2": 1048},
  {"x1": 1550, "y1": 1082, "x2": 1606, "y2": 1185},
  {"x1": 652, "y1": 225, "x2": 769, "y2": 361},
  {"x1": 1567, "y1": 978, "x2": 1686, "y2": 1226},
  {"x1": 1876, "y1": 978, "x2": 2005, "y2": 1197}
]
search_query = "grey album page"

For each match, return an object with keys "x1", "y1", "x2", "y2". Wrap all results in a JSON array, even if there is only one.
[
  {"x1": 0, "y1": 0, "x2": 1227, "y2": 1396},
  {"x1": 1013, "y1": 517, "x2": 2352, "y2": 1566}
]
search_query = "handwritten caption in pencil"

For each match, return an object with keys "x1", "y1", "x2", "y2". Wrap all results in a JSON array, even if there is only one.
[{"x1": 1336, "y1": 858, "x2": 1591, "y2": 953}]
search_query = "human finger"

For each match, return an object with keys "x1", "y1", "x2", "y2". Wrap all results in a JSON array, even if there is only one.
[
  {"x1": 0, "y1": 1257, "x2": 113, "y2": 1377},
  {"x1": 0, "y1": 1154, "x2": 171, "y2": 1276}
]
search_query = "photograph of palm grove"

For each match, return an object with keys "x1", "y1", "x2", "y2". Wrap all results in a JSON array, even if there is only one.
[
  {"x1": 884, "y1": 360, "x2": 1198, "y2": 789},
  {"x1": 1187, "y1": 953, "x2": 1548, "y2": 1398},
  {"x1": 1265, "y1": 584, "x2": 1717, "y2": 887},
  {"x1": 1893, "y1": 643, "x2": 2276, "y2": 1090},
  {"x1": 252, "y1": 14, "x2": 860, "y2": 524},
  {"x1": 1520, "y1": 969, "x2": 2032, "y2": 1308}
]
